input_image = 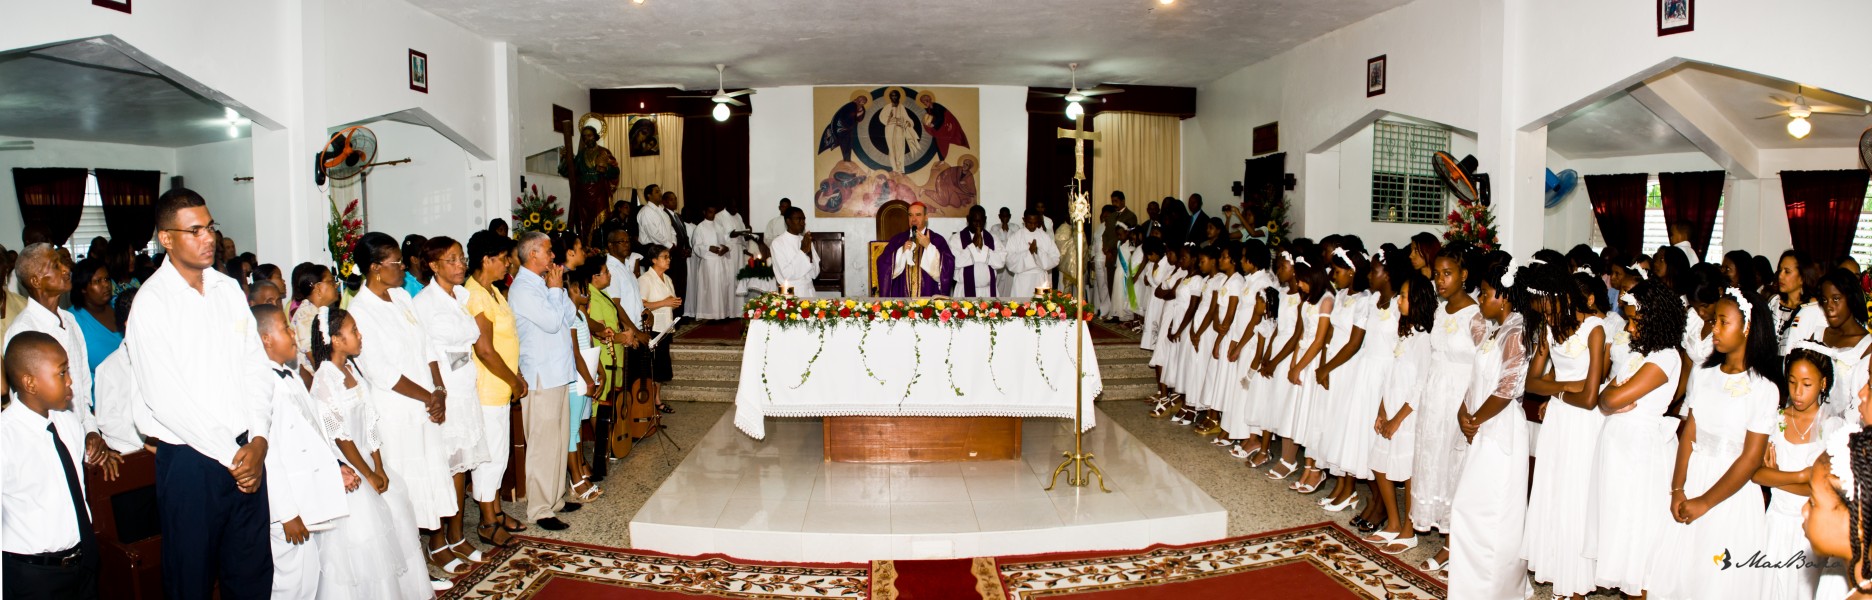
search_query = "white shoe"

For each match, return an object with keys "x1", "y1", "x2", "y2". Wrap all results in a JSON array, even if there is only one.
[
  {"x1": 1323, "y1": 492, "x2": 1358, "y2": 512},
  {"x1": 431, "y1": 578, "x2": 455, "y2": 591},
  {"x1": 1381, "y1": 535, "x2": 1419, "y2": 556}
]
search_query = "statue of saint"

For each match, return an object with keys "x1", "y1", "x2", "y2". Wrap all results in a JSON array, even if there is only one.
[{"x1": 572, "y1": 125, "x2": 620, "y2": 237}]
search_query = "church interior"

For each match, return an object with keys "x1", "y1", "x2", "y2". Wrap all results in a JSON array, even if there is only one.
[{"x1": 6, "y1": 0, "x2": 1872, "y2": 598}]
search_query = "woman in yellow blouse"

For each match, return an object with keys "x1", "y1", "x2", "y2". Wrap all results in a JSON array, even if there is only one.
[{"x1": 464, "y1": 231, "x2": 528, "y2": 546}]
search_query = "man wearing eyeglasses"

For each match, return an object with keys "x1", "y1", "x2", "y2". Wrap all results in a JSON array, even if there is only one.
[{"x1": 125, "y1": 188, "x2": 276, "y2": 598}]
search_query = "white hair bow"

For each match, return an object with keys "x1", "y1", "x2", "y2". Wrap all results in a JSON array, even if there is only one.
[
  {"x1": 1724, "y1": 287, "x2": 1754, "y2": 329},
  {"x1": 318, "y1": 306, "x2": 333, "y2": 342},
  {"x1": 1501, "y1": 258, "x2": 1521, "y2": 288}
]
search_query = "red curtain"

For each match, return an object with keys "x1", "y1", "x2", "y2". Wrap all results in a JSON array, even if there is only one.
[
  {"x1": 12, "y1": 167, "x2": 89, "y2": 246},
  {"x1": 1584, "y1": 173, "x2": 1649, "y2": 258},
  {"x1": 1782, "y1": 169, "x2": 1872, "y2": 262},
  {"x1": 1658, "y1": 170, "x2": 1726, "y2": 259},
  {"x1": 94, "y1": 168, "x2": 162, "y2": 251}
]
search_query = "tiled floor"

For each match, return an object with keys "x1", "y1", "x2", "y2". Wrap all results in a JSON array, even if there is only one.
[{"x1": 627, "y1": 410, "x2": 1228, "y2": 562}]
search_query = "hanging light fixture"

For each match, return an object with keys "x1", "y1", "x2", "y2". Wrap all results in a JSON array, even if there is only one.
[
  {"x1": 1787, "y1": 116, "x2": 1812, "y2": 139},
  {"x1": 712, "y1": 102, "x2": 730, "y2": 122},
  {"x1": 1065, "y1": 100, "x2": 1084, "y2": 121}
]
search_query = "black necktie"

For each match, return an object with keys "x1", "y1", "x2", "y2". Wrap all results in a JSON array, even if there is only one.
[
  {"x1": 48, "y1": 423, "x2": 94, "y2": 545},
  {"x1": 274, "y1": 368, "x2": 293, "y2": 379}
]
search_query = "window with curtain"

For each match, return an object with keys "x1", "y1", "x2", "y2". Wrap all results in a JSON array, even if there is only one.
[
  {"x1": 1641, "y1": 178, "x2": 1723, "y2": 258},
  {"x1": 71, "y1": 172, "x2": 111, "y2": 258},
  {"x1": 1370, "y1": 121, "x2": 1450, "y2": 225},
  {"x1": 1847, "y1": 186, "x2": 1872, "y2": 265}
]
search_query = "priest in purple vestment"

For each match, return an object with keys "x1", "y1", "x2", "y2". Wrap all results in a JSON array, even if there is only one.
[{"x1": 876, "y1": 201, "x2": 954, "y2": 297}]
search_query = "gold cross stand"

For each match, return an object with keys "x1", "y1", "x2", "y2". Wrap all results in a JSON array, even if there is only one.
[{"x1": 1045, "y1": 111, "x2": 1110, "y2": 493}]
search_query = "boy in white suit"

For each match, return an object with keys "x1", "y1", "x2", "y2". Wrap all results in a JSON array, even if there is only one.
[{"x1": 253, "y1": 305, "x2": 352, "y2": 600}]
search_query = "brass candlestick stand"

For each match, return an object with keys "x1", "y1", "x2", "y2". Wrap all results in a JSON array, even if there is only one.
[{"x1": 1045, "y1": 110, "x2": 1110, "y2": 492}]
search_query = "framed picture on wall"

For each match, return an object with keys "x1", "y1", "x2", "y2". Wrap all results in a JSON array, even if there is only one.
[
  {"x1": 93, "y1": 0, "x2": 131, "y2": 13},
  {"x1": 1366, "y1": 55, "x2": 1386, "y2": 97},
  {"x1": 1658, "y1": 0, "x2": 1693, "y2": 36},
  {"x1": 409, "y1": 50, "x2": 429, "y2": 93}
]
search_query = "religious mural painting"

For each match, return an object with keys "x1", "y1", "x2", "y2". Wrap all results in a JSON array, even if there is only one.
[{"x1": 812, "y1": 86, "x2": 979, "y2": 218}]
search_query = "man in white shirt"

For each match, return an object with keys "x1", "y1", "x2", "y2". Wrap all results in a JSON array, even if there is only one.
[
  {"x1": 764, "y1": 198, "x2": 793, "y2": 244},
  {"x1": 990, "y1": 207, "x2": 1016, "y2": 296},
  {"x1": 954, "y1": 206, "x2": 1004, "y2": 297},
  {"x1": 691, "y1": 204, "x2": 738, "y2": 320},
  {"x1": 125, "y1": 188, "x2": 276, "y2": 598},
  {"x1": 3, "y1": 244, "x2": 99, "y2": 437},
  {"x1": 771, "y1": 207, "x2": 820, "y2": 297},
  {"x1": 507, "y1": 232, "x2": 583, "y2": 530},
  {"x1": 594, "y1": 225, "x2": 648, "y2": 476},
  {"x1": 637, "y1": 190, "x2": 676, "y2": 249},
  {"x1": 1006, "y1": 209, "x2": 1062, "y2": 297},
  {"x1": 2, "y1": 333, "x2": 105, "y2": 598}
]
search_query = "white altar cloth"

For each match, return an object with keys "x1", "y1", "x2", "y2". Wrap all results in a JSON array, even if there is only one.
[{"x1": 733, "y1": 319, "x2": 1101, "y2": 438}]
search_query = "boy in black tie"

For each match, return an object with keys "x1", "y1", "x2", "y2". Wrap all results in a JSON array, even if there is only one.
[
  {"x1": 253, "y1": 306, "x2": 352, "y2": 600},
  {"x1": 1, "y1": 332, "x2": 105, "y2": 599}
]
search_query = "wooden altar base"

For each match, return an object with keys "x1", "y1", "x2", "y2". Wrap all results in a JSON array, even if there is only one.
[{"x1": 823, "y1": 416, "x2": 1021, "y2": 463}]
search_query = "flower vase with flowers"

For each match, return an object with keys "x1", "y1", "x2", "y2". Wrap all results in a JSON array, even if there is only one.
[
  {"x1": 327, "y1": 195, "x2": 363, "y2": 276},
  {"x1": 513, "y1": 184, "x2": 567, "y2": 235}
]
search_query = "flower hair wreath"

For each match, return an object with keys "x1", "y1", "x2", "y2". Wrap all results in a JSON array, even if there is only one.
[{"x1": 1724, "y1": 287, "x2": 1754, "y2": 328}]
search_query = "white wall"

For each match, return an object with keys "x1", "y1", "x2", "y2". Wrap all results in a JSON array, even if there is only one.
[
  {"x1": 174, "y1": 138, "x2": 256, "y2": 250},
  {"x1": 1322, "y1": 119, "x2": 1478, "y2": 249},
  {"x1": 747, "y1": 85, "x2": 1029, "y2": 296},
  {"x1": 346, "y1": 120, "x2": 485, "y2": 242},
  {"x1": 0, "y1": 137, "x2": 177, "y2": 250},
  {"x1": 512, "y1": 57, "x2": 589, "y2": 225}
]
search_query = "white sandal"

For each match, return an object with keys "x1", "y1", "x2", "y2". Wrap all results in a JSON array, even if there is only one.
[
  {"x1": 429, "y1": 546, "x2": 469, "y2": 576},
  {"x1": 1266, "y1": 459, "x2": 1298, "y2": 480},
  {"x1": 572, "y1": 478, "x2": 603, "y2": 502},
  {"x1": 1381, "y1": 535, "x2": 1419, "y2": 555}
]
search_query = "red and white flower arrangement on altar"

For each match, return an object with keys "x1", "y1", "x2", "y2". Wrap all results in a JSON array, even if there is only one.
[
  {"x1": 742, "y1": 290, "x2": 1092, "y2": 328},
  {"x1": 326, "y1": 195, "x2": 363, "y2": 275}
]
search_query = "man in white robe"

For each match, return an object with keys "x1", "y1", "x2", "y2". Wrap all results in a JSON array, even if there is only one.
[
  {"x1": 954, "y1": 206, "x2": 1004, "y2": 297},
  {"x1": 764, "y1": 198, "x2": 793, "y2": 246},
  {"x1": 880, "y1": 89, "x2": 920, "y2": 173},
  {"x1": 989, "y1": 207, "x2": 1016, "y2": 296},
  {"x1": 690, "y1": 206, "x2": 738, "y2": 320},
  {"x1": 770, "y1": 207, "x2": 820, "y2": 298},
  {"x1": 1006, "y1": 209, "x2": 1061, "y2": 298}
]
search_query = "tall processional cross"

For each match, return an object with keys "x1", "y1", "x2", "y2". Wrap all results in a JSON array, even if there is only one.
[{"x1": 1057, "y1": 114, "x2": 1100, "y2": 189}]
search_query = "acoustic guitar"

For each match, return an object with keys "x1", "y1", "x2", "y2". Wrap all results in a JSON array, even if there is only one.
[
  {"x1": 603, "y1": 339, "x2": 634, "y2": 459},
  {"x1": 624, "y1": 311, "x2": 660, "y2": 441}
]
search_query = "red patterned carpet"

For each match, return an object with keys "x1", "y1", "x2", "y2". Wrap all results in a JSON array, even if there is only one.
[{"x1": 442, "y1": 524, "x2": 1444, "y2": 599}]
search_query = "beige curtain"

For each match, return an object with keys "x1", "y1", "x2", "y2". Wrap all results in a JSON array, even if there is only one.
[
  {"x1": 1091, "y1": 112, "x2": 1180, "y2": 215},
  {"x1": 598, "y1": 113, "x2": 684, "y2": 205}
]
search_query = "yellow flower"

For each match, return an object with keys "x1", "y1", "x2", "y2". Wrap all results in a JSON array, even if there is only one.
[
  {"x1": 527, "y1": 212, "x2": 541, "y2": 224},
  {"x1": 843, "y1": 299, "x2": 858, "y2": 309},
  {"x1": 913, "y1": 299, "x2": 929, "y2": 308},
  {"x1": 817, "y1": 299, "x2": 831, "y2": 309}
]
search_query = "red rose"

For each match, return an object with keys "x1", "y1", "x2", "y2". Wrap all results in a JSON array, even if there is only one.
[
  {"x1": 891, "y1": 310, "x2": 903, "y2": 319},
  {"x1": 753, "y1": 309, "x2": 764, "y2": 319},
  {"x1": 839, "y1": 307, "x2": 852, "y2": 317}
]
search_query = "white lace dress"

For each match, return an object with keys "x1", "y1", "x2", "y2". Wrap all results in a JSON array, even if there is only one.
[
  {"x1": 1524, "y1": 316, "x2": 1608, "y2": 597},
  {"x1": 1369, "y1": 332, "x2": 1430, "y2": 479},
  {"x1": 1305, "y1": 289, "x2": 1366, "y2": 464},
  {"x1": 1584, "y1": 348, "x2": 1682, "y2": 595},
  {"x1": 414, "y1": 283, "x2": 490, "y2": 475},
  {"x1": 1448, "y1": 313, "x2": 1532, "y2": 600},
  {"x1": 1410, "y1": 302, "x2": 1483, "y2": 533},
  {"x1": 347, "y1": 287, "x2": 455, "y2": 529},
  {"x1": 1648, "y1": 366, "x2": 1777, "y2": 600},
  {"x1": 310, "y1": 362, "x2": 434, "y2": 600},
  {"x1": 1218, "y1": 270, "x2": 1274, "y2": 438}
]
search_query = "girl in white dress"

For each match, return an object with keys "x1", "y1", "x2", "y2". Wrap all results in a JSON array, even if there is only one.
[
  {"x1": 1650, "y1": 287, "x2": 1779, "y2": 600},
  {"x1": 1774, "y1": 249, "x2": 1827, "y2": 355},
  {"x1": 1684, "y1": 283, "x2": 1720, "y2": 366},
  {"x1": 308, "y1": 308, "x2": 441, "y2": 599},
  {"x1": 1340, "y1": 248, "x2": 1404, "y2": 530},
  {"x1": 1138, "y1": 242, "x2": 1170, "y2": 353},
  {"x1": 1185, "y1": 245, "x2": 1240, "y2": 435},
  {"x1": 1757, "y1": 348, "x2": 1837, "y2": 599},
  {"x1": 1314, "y1": 245, "x2": 1374, "y2": 511},
  {"x1": 1446, "y1": 253, "x2": 1533, "y2": 600},
  {"x1": 1521, "y1": 261, "x2": 1608, "y2": 599},
  {"x1": 411, "y1": 237, "x2": 492, "y2": 568},
  {"x1": 1219, "y1": 242, "x2": 1274, "y2": 458},
  {"x1": 1584, "y1": 278, "x2": 1686, "y2": 596},
  {"x1": 1144, "y1": 246, "x2": 1184, "y2": 406},
  {"x1": 346, "y1": 233, "x2": 460, "y2": 573},
  {"x1": 1367, "y1": 269, "x2": 1435, "y2": 554},
  {"x1": 1150, "y1": 248, "x2": 1199, "y2": 418},
  {"x1": 1812, "y1": 270, "x2": 1871, "y2": 422},
  {"x1": 1412, "y1": 245, "x2": 1483, "y2": 571},
  {"x1": 1165, "y1": 248, "x2": 1218, "y2": 425},
  {"x1": 1247, "y1": 253, "x2": 1301, "y2": 471},
  {"x1": 1273, "y1": 252, "x2": 1333, "y2": 492}
]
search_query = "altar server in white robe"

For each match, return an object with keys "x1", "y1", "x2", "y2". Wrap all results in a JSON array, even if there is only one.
[
  {"x1": 955, "y1": 206, "x2": 1005, "y2": 297},
  {"x1": 771, "y1": 207, "x2": 820, "y2": 298},
  {"x1": 691, "y1": 205, "x2": 738, "y2": 319},
  {"x1": 1105, "y1": 226, "x2": 1143, "y2": 320},
  {"x1": 1007, "y1": 209, "x2": 1061, "y2": 298},
  {"x1": 989, "y1": 207, "x2": 1017, "y2": 296},
  {"x1": 254, "y1": 305, "x2": 348, "y2": 600},
  {"x1": 764, "y1": 198, "x2": 793, "y2": 243}
]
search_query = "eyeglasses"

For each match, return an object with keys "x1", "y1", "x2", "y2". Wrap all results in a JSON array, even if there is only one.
[
  {"x1": 434, "y1": 257, "x2": 468, "y2": 266},
  {"x1": 379, "y1": 260, "x2": 404, "y2": 268},
  {"x1": 161, "y1": 222, "x2": 221, "y2": 239}
]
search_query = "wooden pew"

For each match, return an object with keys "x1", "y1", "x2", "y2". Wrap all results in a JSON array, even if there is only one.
[{"x1": 86, "y1": 450, "x2": 163, "y2": 600}]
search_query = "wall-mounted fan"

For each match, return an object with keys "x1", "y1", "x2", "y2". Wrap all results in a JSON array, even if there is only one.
[
  {"x1": 315, "y1": 126, "x2": 378, "y2": 185},
  {"x1": 1544, "y1": 168, "x2": 1580, "y2": 209},
  {"x1": 1860, "y1": 127, "x2": 1872, "y2": 169},
  {"x1": 1432, "y1": 151, "x2": 1490, "y2": 206}
]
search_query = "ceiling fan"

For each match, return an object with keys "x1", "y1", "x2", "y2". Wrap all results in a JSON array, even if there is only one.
[
  {"x1": 1757, "y1": 86, "x2": 1871, "y2": 139},
  {"x1": 673, "y1": 64, "x2": 755, "y2": 120},
  {"x1": 1032, "y1": 63, "x2": 1124, "y2": 119}
]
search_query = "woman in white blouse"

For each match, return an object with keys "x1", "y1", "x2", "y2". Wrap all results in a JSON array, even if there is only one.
[
  {"x1": 412, "y1": 236, "x2": 491, "y2": 567},
  {"x1": 636, "y1": 244, "x2": 682, "y2": 412},
  {"x1": 346, "y1": 232, "x2": 462, "y2": 575}
]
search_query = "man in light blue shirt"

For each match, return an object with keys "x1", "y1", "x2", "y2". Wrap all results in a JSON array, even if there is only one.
[{"x1": 506, "y1": 232, "x2": 583, "y2": 530}]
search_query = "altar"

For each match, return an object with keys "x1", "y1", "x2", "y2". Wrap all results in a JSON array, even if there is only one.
[{"x1": 732, "y1": 296, "x2": 1101, "y2": 462}]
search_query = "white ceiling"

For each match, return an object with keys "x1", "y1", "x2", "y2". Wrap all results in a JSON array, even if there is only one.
[
  {"x1": 406, "y1": 0, "x2": 1415, "y2": 90},
  {"x1": 1548, "y1": 64, "x2": 1872, "y2": 161},
  {"x1": 0, "y1": 42, "x2": 246, "y2": 148}
]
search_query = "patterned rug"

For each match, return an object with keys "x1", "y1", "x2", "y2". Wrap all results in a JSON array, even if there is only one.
[{"x1": 444, "y1": 524, "x2": 1442, "y2": 599}]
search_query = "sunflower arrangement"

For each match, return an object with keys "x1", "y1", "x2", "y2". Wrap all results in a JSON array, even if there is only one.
[
  {"x1": 327, "y1": 195, "x2": 363, "y2": 275},
  {"x1": 513, "y1": 184, "x2": 567, "y2": 235}
]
